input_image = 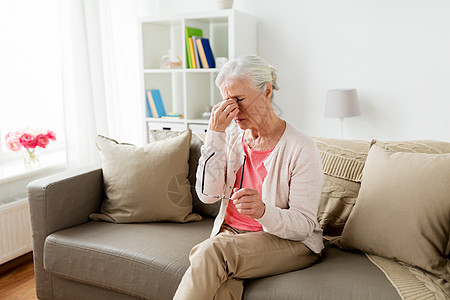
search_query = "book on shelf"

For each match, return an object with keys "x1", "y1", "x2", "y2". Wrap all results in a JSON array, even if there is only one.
[
  {"x1": 161, "y1": 113, "x2": 184, "y2": 120},
  {"x1": 145, "y1": 91, "x2": 153, "y2": 117},
  {"x1": 196, "y1": 37, "x2": 215, "y2": 68},
  {"x1": 185, "y1": 27, "x2": 203, "y2": 68},
  {"x1": 192, "y1": 36, "x2": 203, "y2": 68},
  {"x1": 188, "y1": 37, "x2": 197, "y2": 69},
  {"x1": 146, "y1": 90, "x2": 157, "y2": 117},
  {"x1": 146, "y1": 89, "x2": 166, "y2": 118}
]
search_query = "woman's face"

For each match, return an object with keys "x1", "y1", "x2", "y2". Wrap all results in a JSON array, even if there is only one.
[{"x1": 220, "y1": 78, "x2": 272, "y2": 130}]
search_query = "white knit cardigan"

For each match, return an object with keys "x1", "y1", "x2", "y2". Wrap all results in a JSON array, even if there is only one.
[{"x1": 196, "y1": 122, "x2": 324, "y2": 254}]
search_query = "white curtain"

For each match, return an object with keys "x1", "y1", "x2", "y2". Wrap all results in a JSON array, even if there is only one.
[{"x1": 59, "y1": 0, "x2": 154, "y2": 169}]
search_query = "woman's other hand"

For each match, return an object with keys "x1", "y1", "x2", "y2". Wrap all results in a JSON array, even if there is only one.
[
  {"x1": 231, "y1": 188, "x2": 266, "y2": 219},
  {"x1": 208, "y1": 99, "x2": 239, "y2": 132}
]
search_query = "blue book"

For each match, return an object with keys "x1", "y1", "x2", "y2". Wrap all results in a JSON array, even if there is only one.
[
  {"x1": 145, "y1": 91, "x2": 153, "y2": 117},
  {"x1": 199, "y1": 38, "x2": 215, "y2": 68},
  {"x1": 150, "y1": 89, "x2": 166, "y2": 117},
  {"x1": 192, "y1": 36, "x2": 203, "y2": 68}
]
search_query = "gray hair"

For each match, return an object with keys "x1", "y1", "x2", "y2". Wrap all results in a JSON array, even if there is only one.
[{"x1": 215, "y1": 55, "x2": 280, "y2": 100}]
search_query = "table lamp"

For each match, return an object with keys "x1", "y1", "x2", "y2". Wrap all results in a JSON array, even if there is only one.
[{"x1": 324, "y1": 89, "x2": 361, "y2": 139}]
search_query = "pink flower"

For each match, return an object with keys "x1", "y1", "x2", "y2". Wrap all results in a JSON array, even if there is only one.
[
  {"x1": 5, "y1": 131, "x2": 22, "y2": 140},
  {"x1": 5, "y1": 129, "x2": 56, "y2": 152},
  {"x1": 5, "y1": 133, "x2": 22, "y2": 151},
  {"x1": 36, "y1": 134, "x2": 50, "y2": 148},
  {"x1": 46, "y1": 130, "x2": 56, "y2": 141},
  {"x1": 19, "y1": 133, "x2": 37, "y2": 149}
]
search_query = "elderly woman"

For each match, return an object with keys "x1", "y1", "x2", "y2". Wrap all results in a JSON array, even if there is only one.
[{"x1": 174, "y1": 55, "x2": 324, "y2": 300}]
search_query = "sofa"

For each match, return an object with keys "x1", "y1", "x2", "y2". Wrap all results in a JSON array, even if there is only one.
[{"x1": 27, "y1": 131, "x2": 450, "y2": 300}]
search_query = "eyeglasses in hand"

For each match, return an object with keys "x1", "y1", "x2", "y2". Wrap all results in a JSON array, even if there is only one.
[{"x1": 201, "y1": 152, "x2": 247, "y2": 200}]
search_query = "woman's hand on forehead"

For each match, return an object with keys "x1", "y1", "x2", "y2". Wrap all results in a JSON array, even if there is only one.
[{"x1": 208, "y1": 99, "x2": 240, "y2": 132}]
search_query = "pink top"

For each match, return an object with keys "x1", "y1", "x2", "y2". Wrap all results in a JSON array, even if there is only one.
[{"x1": 225, "y1": 138, "x2": 274, "y2": 231}]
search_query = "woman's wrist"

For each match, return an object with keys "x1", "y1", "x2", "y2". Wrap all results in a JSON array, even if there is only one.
[
  {"x1": 255, "y1": 203, "x2": 266, "y2": 219},
  {"x1": 208, "y1": 124, "x2": 226, "y2": 133}
]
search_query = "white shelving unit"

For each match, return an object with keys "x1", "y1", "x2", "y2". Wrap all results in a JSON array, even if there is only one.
[{"x1": 138, "y1": 9, "x2": 257, "y2": 141}]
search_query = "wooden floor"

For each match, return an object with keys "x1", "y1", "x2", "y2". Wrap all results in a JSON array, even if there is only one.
[{"x1": 0, "y1": 252, "x2": 37, "y2": 300}]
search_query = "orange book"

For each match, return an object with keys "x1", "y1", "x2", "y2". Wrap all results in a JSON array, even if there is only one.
[
  {"x1": 188, "y1": 37, "x2": 197, "y2": 68},
  {"x1": 196, "y1": 38, "x2": 209, "y2": 68}
]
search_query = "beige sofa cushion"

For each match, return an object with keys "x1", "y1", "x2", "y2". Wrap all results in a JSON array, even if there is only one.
[
  {"x1": 340, "y1": 141, "x2": 450, "y2": 280},
  {"x1": 90, "y1": 131, "x2": 201, "y2": 223},
  {"x1": 43, "y1": 220, "x2": 401, "y2": 300}
]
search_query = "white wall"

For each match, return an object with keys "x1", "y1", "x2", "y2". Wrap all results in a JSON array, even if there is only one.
[{"x1": 148, "y1": 0, "x2": 450, "y2": 141}]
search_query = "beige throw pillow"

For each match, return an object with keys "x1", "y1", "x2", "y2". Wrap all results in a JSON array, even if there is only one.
[
  {"x1": 315, "y1": 137, "x2": 450, "y2": 237},
  {"x1": 340, "y1": 142, "x2": 450, "y2": 280},
  {"x1": 314, "y1": 137, "x2": 370, "y2": 236},
  {"x1": 318, "y1": 174, "x2": 361, "y2": 236},
  {"x1": 90, "y1": 131, "x2": 201, "y2": 223},
  {"x1": 148, "y1": 130, "x2": 220, "y2": 218}
]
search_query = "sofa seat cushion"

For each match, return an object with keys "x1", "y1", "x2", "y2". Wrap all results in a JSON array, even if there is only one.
[
  {"x1": 243, "y1": 247, "x2": 401, "y2": 300},
  {"x1": 43, "y1": 220, "x2": 213, "y2": 299},
  {"x1": 44, "y1": 221, "x2": 400, "y2": 300}
]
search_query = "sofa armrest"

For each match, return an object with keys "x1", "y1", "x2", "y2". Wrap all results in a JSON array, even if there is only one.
[{"x1": 27, "y1": 166, "x2": 104, "y2": 300}]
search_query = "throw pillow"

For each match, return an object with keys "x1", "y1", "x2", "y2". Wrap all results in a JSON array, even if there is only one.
[
  {"x1": 317, "y1": 174, "x2": 361, "y2": 236},
  {"x1": 149, "y1": 129, "x2": 220, "y2": 218},
  {"x1": 314, "y1": 137, "x2": 370, "y2": 236},
  {"x1": 90, "y1": 131, "x2": 202, "y2": 223},
  {"x1": 340, "y1": 142, "x2": 450, "y2": 280}
]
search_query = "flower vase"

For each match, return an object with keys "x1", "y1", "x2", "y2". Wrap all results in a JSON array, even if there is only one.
[{"x1": 24, "y1": 148, "x2": 40, "y2": 168}]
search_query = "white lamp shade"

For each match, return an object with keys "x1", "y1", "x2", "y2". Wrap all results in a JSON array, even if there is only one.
[{"x1": 324, "y1": 89, "x2": 361, "y2": 118}]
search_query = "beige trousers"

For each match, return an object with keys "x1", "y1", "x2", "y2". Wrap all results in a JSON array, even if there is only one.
[{"x1": 173, "y1": 225, "x2": 321, "y2": 300}]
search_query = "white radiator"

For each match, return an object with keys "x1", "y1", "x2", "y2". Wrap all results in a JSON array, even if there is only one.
[{"x1": 0, "y1": 197, "x2": 33, "y2": 265}]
